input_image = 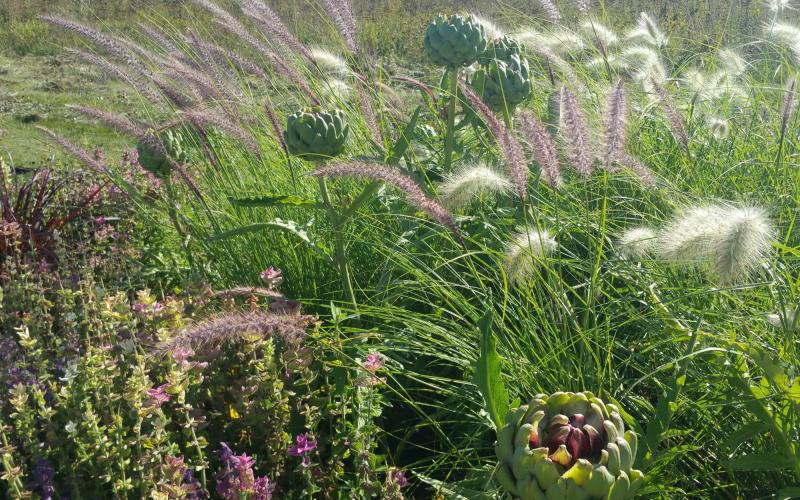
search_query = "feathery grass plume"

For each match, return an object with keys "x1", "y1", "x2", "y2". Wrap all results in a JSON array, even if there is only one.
[
  {"x1": 504, "y1": 228, "x2": 557, "y2": 284},
  {"x1": 192, "y1": 0, "x2": 275, "y2": 61},
  {"x1": 187, "y1": 31, "x2": 245, "y2": 103},
  {"x1": 537, "y1": 0, "x2": 562, "y2": 22},
  {"x1": 580, "y1": 19, "x2": 619, "y2": 49},
  {"x1": 573, "y1": 0, "x2": 591, "y2": 13},
  {"x1": 356, "y1": 81, "x2": 382, "y2": 143},
  {"x1": 617, "y1": 227, "x2": 657, "y2": 259},
  {"x1": 264, "y1": 102, "x2": 288, "y2": 155},
  {"x1": 517, "y1": 111, "x2": 562, "y2": 189},
  {"x1": 311, "y1": 161, "x2": 460, "y2": 237},
  {"x1": 602, "y1": 80, "x2": 628, "y2": 170},
  {"x1": 469, "y1": 13, "x2": 505, "y2": 39},
  {"x1": 392, "y1": 75, "x2": 437, "y2": 104},
  {"x1": 559, "y1": 87, "x2": 593, "y2": 176},
  {"x1": 190, "y1": 39, "x2": 269, "y2": 79},
  {"x1": 137, "y1": 23, "x2": 180, "y2": 55},
  {"x1": 718, "y1": 49, "x2": 748, "y2": 78},
  {"x1": 309, "y1": 46, "x2": 351, "y2": 77},
  {"x1": 35, "y1": 126, "x2": 108, "y2": 175},
  {"x1": 526, "y1": 44, "x2": 584, "y2": 93},
  {"x1": 612, "y1": 153, "x2": 656, "y2": 186},
  {"x1": 780, "y1": 75, "x2": 798, "y2": 137},
  {"x1": 241, "y1": 0, "x2": 315, "y2": 63},
  {"x1": 767, "y1": 306, "x2": 799, "y2": 330},
  {"x1": 708, "y1": 117, "x2": 730, "y2": 140},
  {"x1": 163, "y1": 66, "x2": 225, "y2": 103},
  {"x1": 151, "y1": 75, "x2": 199, "y2": 109},
  {"x1": 212, "y1": 287, "x2": 284, "y2": 299},
  {"x1": 182, "y1": 110, "x2": 261, "y2": 157},
  {"x1": 321, "y1": 0, "x2": 359, "y2": 54},
  {"x1": 156, "y1": 310, "x2": 315, "y2": 355},
  {"x1": 626, "y1": 12, "x2": 667, "y2": 48},
  {"x1": 651, "y1": 79, "x2": 689, "y2": 151},
  {"x1": 40, "y1": 15, "x2": 152, "y2": 78},
  {"x1": 460, "y1": 85, "x2": 528, "y2": 201},
  {"x1": 766, "y1": 22, "x2": 800, "y2": 62},
  {"x1": 268, "y1": 53, "x2": 319, "y2": 105},
  {"x1": 67, "y1": 48, "x2": 163, "y2": 105},
  {"x1": 656, "y1": 204, "x2": 773, "y2": 285},
  {"x1": 540, "y1": 29, "x2": 587, "y2": 55},
  {"x1": 438, "y1": 164, "x2": 511, "y2": 210},
  {"x1": 767, "y1": 0, "x2": 793, "y2": 14},
  {"x1": 66, "y1": 106, "x2": 149, "y2": 137}
]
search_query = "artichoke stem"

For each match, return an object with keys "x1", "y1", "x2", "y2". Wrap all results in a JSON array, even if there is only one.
[
  {"x1": 317, "y1": 177, "x2": 357, "y2": 310},
  {"x1": 443, "y1": 67, "x2": 459, "y2": 171},
  {"x1": 164, "y1": 177, "x2": 196, "y2": 271}
]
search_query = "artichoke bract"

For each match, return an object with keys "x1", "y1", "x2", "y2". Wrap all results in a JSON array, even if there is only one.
[
  {"x1": 284, "y1": 108, "x2": 349, "y2": 161},
  {"x1": 136, "y1": 129, "x2": 189, "y2": 178},
  {"x1": 495, "y1": 391, "x2": 644, "y2": 500},
  {"x1": 473, "y1": 54, "x2": 532, "y2": 111},
  {"x1": 479, "y1": 35, "x2": 523, "y2": 66},
  {"x1": 424, "y1": 14, "x2": 487, "y2": 69}
]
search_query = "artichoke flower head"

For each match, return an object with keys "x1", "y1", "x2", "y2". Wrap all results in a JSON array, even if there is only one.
[
  {"x1": 424, "y1": 14, "x2": 488, "y2": 69},
  {"x1": 284, "y1": 107, "x2": 349, "y2": 161},
  {"x1": 495, "y1": 391, "x2": 644, "y2": 500}
]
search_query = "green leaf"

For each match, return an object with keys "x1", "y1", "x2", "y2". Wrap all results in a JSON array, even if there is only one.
[
  {"x1": 229, "y1": 194, "x2": 321, "y2": 209},
  {"x1": 386, "y1": 106, "x2": 421, "y2": 165},
  {"x1": 726, "y1": 453, "x2": 795, "y2": 471},
  {"x1": 722, "y1": 422, "x2": 768, "y2": 452},
  {"x1": 777, "y1": 487, "x2": 800, "y2": 499},
  {"x1": 208, "y1": 218, "x2": 331, "y2": 261},
  {"x1": 472, "y1": 308, "x2": 509, "y2": 430}
]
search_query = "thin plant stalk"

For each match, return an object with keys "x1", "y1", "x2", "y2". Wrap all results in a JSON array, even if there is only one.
[
  {"x1": 444, "y1": 68, "x2": 459, "y2": 171},
  {"x1": 316, "y1": 176, "x2": 357, "y2": 309}
]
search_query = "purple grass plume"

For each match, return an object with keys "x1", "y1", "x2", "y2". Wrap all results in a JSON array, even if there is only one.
[
  {"x1": 780, "y1": 75, "x2": 798, "y2": 138},
  {"x1": 602, "y1": 79, "x2": 628, "y2": 171},
  {"x1": 392, "y1": 75, "x2": 438, "y2": 104},
  {"x1": 66, "y1": 48, "x2": 163, "y2": 105},
  {"x1": 311, "y1": 161, "x2": 460, "y2": 237},
  {"x1": 356, "y1": 80, "x2": 382, "y2": 143},
  {"x1": 67, "y1": 105, "x2": 149, "y2": 137},
  {"x1": 182, "y1": 110, "x2": 261, "y2": 157},
  {"x1": 651, "y1": 79, "x2": 689, "y2": 151},
  {"x1": 321, "y1": 0, "x2": 360, "y2": 54},
  {"x1": 36, "y1": 126, "x2": 109, "y2": 175},
  {"x1": 614, "y1": 153, "x2": 656, "y2": 186},
  {"x1": 264, "y1": 102, "x2": 288, "y2": 154},
  {"x1": 558, "y1": 87, "x2": 593, "y2": 176},
  {"x1": 241, "y1": 0, "x2": 314, "y2": 63},
  {"x1": 518, "y1": 110, "x2": 562, "y2": 190},
  {"x1": 460, "y1": 85, "x2": 528, "y2": 202}
]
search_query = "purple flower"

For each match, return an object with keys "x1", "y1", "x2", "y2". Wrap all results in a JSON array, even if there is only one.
[
  {"x1": 363, "y1": 352, "x2": 384, "y2": 372},
  {"x1": 145, "y1": 384, "x2": 171, "y2": 408},
  {"x1": 215, "y1": 443, "x2": 273, "y2": 499},
  {"x1": 253, "y1": 476, "x2": 275, "y2": 499},
  {"x1": 38, "y1": 260, "x2": 51, "y2": 273},
  {"x1": 288, "y1": 433, "x2": 317, "y2": 457},
  {"x1": 173, "y1": 347, "x2": 193, "y2": 366},
  {"x1": 391, "y1": 469, "x2": 409, "y2": 488},
  {"x1": 28, "y1": 459, "x2": 56, "y2": 500},
  {"x1": 95, "y1": 215, "x2": 107, "y2": 225},
  {"x1": 132, "y1": 301, "x2": 147, "y2": 313},
  {"x1": 260, "y1": 267, "x2": 283, "y2": 289}
]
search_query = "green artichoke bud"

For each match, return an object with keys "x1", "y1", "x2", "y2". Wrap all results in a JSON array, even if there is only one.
[
  {"x1": 472, "y1": 54, "x2": 532, "y2": 112},
  {"x1": 424, "y1": 14, "x2": 487, "y2": 69},
  {"x1": 136, "y1": 128, "x2": 189, "y2": 178},
  {"x1": 494, "y1": 392, "x2": 643, "y2": 500},
  {"x1": 283, "y1": 107, "x2": 349, "y2": 161},
  {"x1": 479, "y1": 35, "x2": 523, "y2": 66}
]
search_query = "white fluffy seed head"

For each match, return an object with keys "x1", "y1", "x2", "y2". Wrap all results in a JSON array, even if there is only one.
[
  {"x1": 656, "y1": 204, "x2": 773, "y2": 284},
  {"x1": 617, "y1": 227, "x2": 657, "y2": 260},
  {"x1": 438, "y1": 164, "x2": 511, "y2": 210},
  {"x1": 309, "y1": 46, "x2": 351, "y2": 77},
  {"x1": 766, "y1": 22, "x2": 800, "y2": 62},
  {"x1": 718, "y1": 49, "x2": 748, "y2": 78},
  {"x1": 580, "y1": 19, "x2": 619, "y2": 49},
  {"x1": 708, "y1": 117, "x2": 730, "y2": 139},
  {"x1": 627, "y1": 12, "x2": 668, "y2": 48},
  {"x1": 504, "y1": 228, "x2": 557, "y2": 284},
  {"x1": 469, "y1": 13, "x2": 505, "y2": 39},
  {"x1": 767, "y1": 306, "x2": 799, "y2": 330}
]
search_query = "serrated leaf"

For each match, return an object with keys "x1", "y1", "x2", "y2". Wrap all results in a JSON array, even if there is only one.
[
  {"x1": 472, "y1": 308, "x2": 509, "y2": 430},
  {"x1": 726, "y1": 453, "x2": 794, "y2": 471},
  {"x1": 229, "y1": 194, "x2": 321, "y2": 209}
]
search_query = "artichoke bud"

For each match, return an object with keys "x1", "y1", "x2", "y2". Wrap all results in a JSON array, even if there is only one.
[
  {"x1": 479, "y1": 35, "x2": 523, "y2": 66},
  {"x1": 424, "y1": 14, "x2": 487, "y2": 69},
  {"x1": 284, "y1": 107, "x2": 348, "y2": 161},
  {"x1": 494, "y1": 391, "x2": 644, "y2": 499},
  {"x1": 136, "y1": 128, "x2": 188, "y2": 178}
]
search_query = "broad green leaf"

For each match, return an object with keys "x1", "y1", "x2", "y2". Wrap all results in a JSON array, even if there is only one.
[
  {"x1": 722, "y1": 422, "x2": 769, "y2": 452},
  {"x1": 726, "y1": 453, "x2": 794, "y2": 471},
  {"x1": 472, "y1": 308, "x2": 509, "y2": 430},
  {"x1": 229, "y1": 194, "x2": 321, "y2": 209},
  {"x1": 386, "y1": 106, "x2": 421, "y2": 165},
  {"x1": 777, "y1": 487, "x2": 800, "y2": 499}
]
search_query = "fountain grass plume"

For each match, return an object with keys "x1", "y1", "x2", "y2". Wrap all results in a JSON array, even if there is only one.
[
  {"x1": 651, "y1": 79, "x2": 689, "y2": 151},
  {"x1": 66, "y1": 106, "x2": 149, "y2": 137},
  {"x1": 151, "y1": 75, "x2": 199, "y2": 109},
  {"x1": 504, "y1": 228, "x2": 557, "y2": 284},
  {"x1": 656, "y1": 204, "x2": 774, "y2": 284},
  {"x1": 356, "y1": 80, "x2": 382, "y2": 143},
  {"x1": 580, "y1": 19, "x2": 619, "y2": 49},
  {"x1": 309, "y1": 47, "x2": 351, "y2": 78},
  {"x1": 321, "y1": 0, "x2": 359, "y2": 54},
  {"x1": 67, "y1": 48, "x2": 162, "y2": 105},
  {"x1": 438, "y1": 164, "x2": 511, "y2": 210},
  {"x1": 517, "y1": 110, "x2": 562, "y2": 190},
  {"x1": 311, "y1": 161, "x2": 460, "y2": 237},
  {"x1": 537, "y1": 0, "x2": 562, "y2": 22},
  {"x1": 264, "y1": 102, "x2": 288, "y2": 155},
  {"x1": 469, "y1": 13, "x2": 505, "y2": 39},
  {"x1": 766, "y1": 22, "x2": 800, "y2": 63},
  {"x1": 190, "y1": 39, "x2": 269, "y2": 80},
  {"x1": 614, "y1": 153, "x2": 656, "y2": 186},
  {"x1": 708, "y1": 117, "x2": 730, "y2": 140},
  {"x1": 718, "y1": 49, "x2": 748, "y2": 78},
  {"x1": 573, "y1": 0, "x2": 591, "y2": 14},
  {"x1": 137, "y1": 23, "x2": 180, "y2": 55},
  {"x1": 40, "y1": 15, "x2": 152, "y2": 78},
  {"x1": 461, "y1": 85, "x2": 528, "y2": 202},
  {"x1": 392, "y1": 76, "x2": 437, "y2": 104},
  {"x1": 602, "y1": 79, "x2": 628, "y2": 170},
  {"x1": 617, "y1": 227, "x2": 657, "y2": 259},
  {"x1": 268, "y1": 53, "x2": 319, "y2": 105},
  {"x1": 182, "y1": 110, "x2": 261, "y2": 157},
  {"x1": 35, "y1": 126, "x2": 109, "y2": 175},
  {"x1": 156, "y1": 310, "x2": 315, "y2": 355},
  {"x1": 162, "y1": 66, "x2": 226, "y2": 104},
  {"x1": 559, "y1": 87, "x2": 593, "y2": 176},
  {"x1": 241, "y1": 0, "x2": 315, "y2": 63},
  {"x1": 780, "y1": 76, "x2": 798, "y2": 137},
  {"x1": 187, "y1": 32, "x2": 245, "y2": 103},
  {"x1": 627, "y1": 12, "x2": 667, "y2": 48}
]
